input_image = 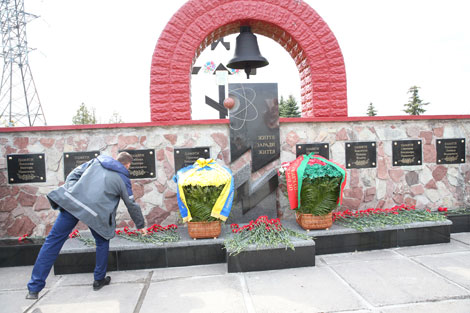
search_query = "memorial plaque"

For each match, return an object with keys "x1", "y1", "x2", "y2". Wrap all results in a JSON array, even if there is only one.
[
  {"x1": 392, "y1": 140, "x2": 422, "y2": 166},
  {"x1": 296, "y1": 143, "x2": 329, "y2": 159},
  {"x1": 174, "y1": 147, "x2": 210, "y2": 172},
  {"x1": 7, "y1": 153, "x2": 46, "y2": 184},
  {"x1": 436, "y1": 138, "x2": 466, "y2": 164},
  {"x1": 63, "y1": 151, "x2": 100, "y2": 180},
  {"x1": 119, "y1": 149, "x2": 155, "y2": 179},
  {"x1": 345, "y1": 142, "x2": 377, "y2": 169}
]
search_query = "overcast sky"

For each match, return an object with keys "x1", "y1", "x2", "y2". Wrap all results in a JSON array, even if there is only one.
[{"x1": 22, "y1": 0, "x2": 470, "y2": 125}]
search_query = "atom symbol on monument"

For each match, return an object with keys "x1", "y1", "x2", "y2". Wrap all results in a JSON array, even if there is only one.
[{"x1": 228, "y1": 86, "x2": 258, "y2": 131}]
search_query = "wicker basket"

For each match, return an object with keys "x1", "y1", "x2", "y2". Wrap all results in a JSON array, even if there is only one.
[
  {"x1": 187, "y1": 220, "x2": 221, "y2": 239},
  {"x1": 296, "y1": 212, "x2": 333, "y2": 230}
]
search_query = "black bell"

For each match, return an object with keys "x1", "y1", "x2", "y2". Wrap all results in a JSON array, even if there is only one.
[{"x1": 226, "y1": 26, "x2": 269, "y2": 79}]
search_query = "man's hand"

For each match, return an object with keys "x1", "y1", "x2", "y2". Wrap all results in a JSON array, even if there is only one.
[{"x1": 139, "y1": 228, "x2": 148, "y2": 236}]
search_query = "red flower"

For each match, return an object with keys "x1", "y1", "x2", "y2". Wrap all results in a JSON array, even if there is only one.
[
  {"x1": 18, "y1": 233, "x2": 29, "y2": 242},
  {"x1": 153, "y1": 224, "x2": 165, "y2": 231},
  {"x1": 69, "y1": 229, "x2": 80, "y2": 238}
]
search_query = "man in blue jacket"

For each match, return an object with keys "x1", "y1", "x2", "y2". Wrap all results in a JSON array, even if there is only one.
[{"x1": 26, "y1": 152, "x2": 146, "y2": 299}]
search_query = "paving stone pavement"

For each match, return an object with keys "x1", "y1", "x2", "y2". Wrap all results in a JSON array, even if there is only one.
[{"x1": 2, "y1": 232, "x2": 470, "y2": 313}]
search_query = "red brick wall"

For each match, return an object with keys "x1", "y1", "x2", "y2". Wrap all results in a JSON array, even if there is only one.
[{"x1": 150, "y1": 0, "x2": 347, "y2": 121}]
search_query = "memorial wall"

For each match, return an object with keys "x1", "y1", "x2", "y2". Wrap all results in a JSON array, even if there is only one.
[{"x1": 1, "y1": 117, "x2": 469, "y2": 238}]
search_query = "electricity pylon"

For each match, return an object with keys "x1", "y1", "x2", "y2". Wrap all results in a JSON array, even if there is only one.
[{"x1": 0, "y1": 0, "x2": 46, "y2": 126}]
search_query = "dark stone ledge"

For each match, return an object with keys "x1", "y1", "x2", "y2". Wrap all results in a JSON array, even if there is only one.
[
  {"x1": 226, "y1": 238, "x2": 315, "y2": 273},
  {"x1": 281, "y1": 219, "x2": 451, "y2": 255},
  {"x1": 0, "y1": 219, "x2": 453, "y2": 273},
  {"x1": 446, "y1": 214, "x2": 470, "y2": 233}
]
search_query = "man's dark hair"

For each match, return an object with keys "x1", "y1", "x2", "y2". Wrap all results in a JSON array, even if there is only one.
[{"x1": 117, "y1": 151, "x2": 133, "y2": 166}]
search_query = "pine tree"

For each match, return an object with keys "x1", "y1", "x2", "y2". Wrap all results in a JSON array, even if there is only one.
[
  {"x1": 366, "y1": 102, "x2": 377, "y2": 116},
  {"x1": 72, "y1": 103, "x2": 97, "y2": 125},
  {"x1": 403, "y1": 86, "x2": 429, "y2": 115},
  {"x1": 279, "y1": 95, "x2": 300, "y2": 117},
  {"x1": 278, "y1": 96, "x2": 286, "y2": 116}
]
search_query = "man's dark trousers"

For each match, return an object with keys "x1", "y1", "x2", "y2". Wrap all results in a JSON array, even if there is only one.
[{"x1": 27, "y1": 209, "x2": 109, "y2": 292}]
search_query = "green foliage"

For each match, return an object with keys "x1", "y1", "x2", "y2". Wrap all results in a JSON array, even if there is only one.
[
  {"x1": 279, "y1": 95, "x2": 300, "y2": 117},
  {"x1": 119, "y1": 231, "x2": 180, "y2": 244},
  {"x1": 108, "y1": 111, "x2": 124, "y2": 124},
  {"x1": 403, "y1": 86, "x2": 429, "y2": 115},
  {"x1": 335, "y1": 209, "x2": 447, "y2": 232},
  {"x1": 183, "y1": 185, "x2": 224, "y2": 222},
  {"x1": 224, "y1": 217, "x2": 310, "y2": 255},
  {"x1": 298, "y1": 177, "x2": 341, "y2": 215},
  {"x1": 366, "y1": 102, "x2": 377, "y2": 116},
  {"x1": 72, "y1": 102, "x2": 97, "y2": 125},
  {"x1": 445, "y1": 208, "x2": 470, "y2": 215}
]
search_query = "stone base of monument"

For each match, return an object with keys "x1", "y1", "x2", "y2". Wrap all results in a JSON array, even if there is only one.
[
  {"x1": 53, "y1": 228, "x2": 228, "y2": 275},
  {"x1": 0, "y1": 219, "x2": 452, "y2": 271},
  {"x1": 287, "y1": 219, "x2": 452, "y2": 255},
  {"x1": 226, "y1": 239, "x2": 315, "y2": 273},
  {"x1": 446, "y1": 214, "x2": 470, "y2": 233},
  {"x1": 0, "y1": 238, "x2": 44, "y2": 267}
]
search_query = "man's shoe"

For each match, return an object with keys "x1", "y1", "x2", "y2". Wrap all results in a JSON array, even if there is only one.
[
  {"x1": 26, "y1": 291, "x2": 39, "y2": 300},
  {"x1": 93, "y1": 276, "x2": 111, "y2": 291}
]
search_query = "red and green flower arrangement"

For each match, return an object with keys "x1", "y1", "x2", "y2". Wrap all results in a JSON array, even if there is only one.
[
  {"x1": 333, "y1": 204, "x2": 448, "y2": 231},
  {"x1": 224, "y1": 216, "x2": 310, "y2": 255},
  {"x1": 116, "y1": 224, "x2": 180, "y2": 244}
]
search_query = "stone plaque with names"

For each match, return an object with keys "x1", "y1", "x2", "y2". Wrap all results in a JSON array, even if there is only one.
[
  {"x1": 174, "y1": 147, "x2": 210, "y2": 172},
  {"x1": 119, "y1": 149, "x2": 155, "y2": 179},
  {"x1": 392, "y1": 140, "x2": 422, "y2": 166},
  {"x1": 296, "y1": 143, "x2": 330, "y2": 159},
  {"x1": 63, "y1": 151, "x2": 100, "y2": 180},
  {"x1": 436, "y1": 138, "x2": 466, "y2": 164},
  {"x1": 7, "y1": 153, "x2": 46, "y2": 184},
  {"x1": 345, "y1": 142, "x2": 377, "y2": 169}
]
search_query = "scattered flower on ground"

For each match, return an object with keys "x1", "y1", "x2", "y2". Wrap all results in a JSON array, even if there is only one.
[
  {"x1": 18, "y1": 233, "x2": 29, "y2": 242},
  {"x1": 333, "y1": 204, "x2": 448, "y2": 231},
  {"x1": 117, "y1": 224, "x2": 180, "y2": 244},
  {"x1": 438, "y1": 207, "x2": 470, "y2": 215},
  {"x1": 224, "y1": 215, "x2": 310, "y2": 255},
  {"x1": 69, "y1": 229, "x2": 96, "y2": 247}
]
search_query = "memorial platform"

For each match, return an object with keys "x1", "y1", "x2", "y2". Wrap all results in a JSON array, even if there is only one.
[{"x1": 0, "y1": 219, "x2": 453, "y2": 273}]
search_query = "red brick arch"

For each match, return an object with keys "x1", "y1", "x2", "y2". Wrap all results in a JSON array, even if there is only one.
[{"x1": 150, "y1": 0, "x2": 347, "y2": 122}]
